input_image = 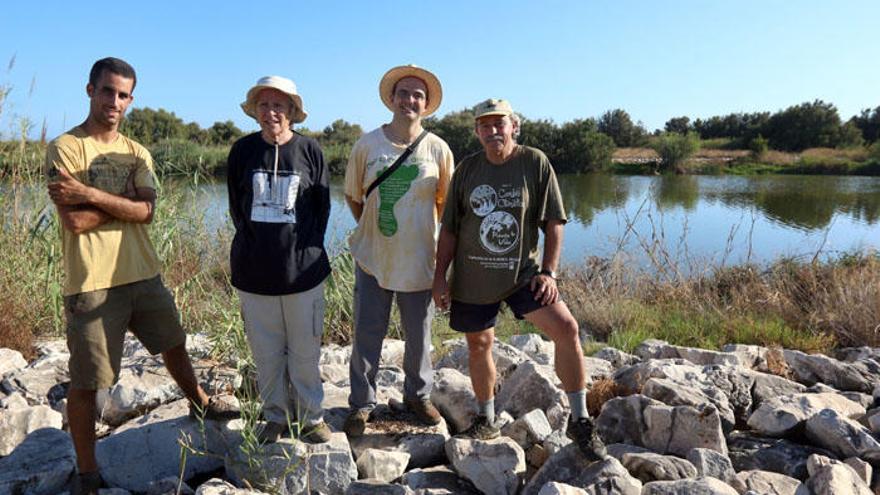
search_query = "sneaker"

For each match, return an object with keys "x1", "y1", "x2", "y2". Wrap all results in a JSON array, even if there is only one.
[
  {"x1": 71, "y1": 471, "x2": 103, "y2": 495},
  {"x1": 343, "y1": 408, "x2": 370, "y2": 437},
  {"x1": 300, "y1": 421, "x2": 332, "y2": 444},
  {"x1": 566, "y1": 415, "x2": 606, "y2": 461},
  {"x1": 257, "y1": 421, "x2": 289, "y2": 444},
  {"x1": 405, "y1": 397, "x2": 442, "y2": 426},
  {"x1": 189, "y1": 395, "x2": 241, "y2": 421},
  {"x1": 459, "y1": 415, "x2": 500, "y2": 440}
]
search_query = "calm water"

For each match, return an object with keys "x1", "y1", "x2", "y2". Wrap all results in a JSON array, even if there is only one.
[{"x1": 188, "y1": 174, "x2": 880, "y2": 270}]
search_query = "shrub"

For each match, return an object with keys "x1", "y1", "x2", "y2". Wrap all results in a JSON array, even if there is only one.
[
  {"x1": 748, "y1": 135, "x2": 769, "y2": 160},
  {"x1": 651, "y1": 132, "x2": 700, "y2": 173}
]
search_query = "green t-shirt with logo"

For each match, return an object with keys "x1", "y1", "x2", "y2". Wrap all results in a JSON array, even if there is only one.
[{"x1": 441, "y1": 145, "x2": 566, "y2": 304}]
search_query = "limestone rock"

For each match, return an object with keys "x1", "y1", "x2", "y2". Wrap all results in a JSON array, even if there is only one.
[
  {"x1": 346, "y1": 479, "x2": 413, "y2": 494},
  {"x1": 804, "y1": 408, "x2": 880, "y2": 461},
  {"x1": 320, "y1": 363, "x2": 349, "y2": 386},
  {"x1": 144, "y1": 476, "x2": 194, "y2": 494},
  {"x1": 0, "y1": 428, "x2": 76, "y2": 495},
  {"x1": 783, "y1": 349, "x2": 880, "y2": 393},
  {"x1": 641, "y1": 477, "x2": 738, "y2": 494},
  {"x1": 501, "y1": 408, "x2": 552, "y2": 449},
  {"x1": 726, "y1": 431, "x2": 834, "y2": 480},
  {"x1": 0, "y1": 348, "x2": 27, "y2": 378},
  {"x1": 399, "y1": 465, "x2": 480, "y2": 494},
  {"x1": 320, "y1": 343, "x2": 352, "y2": 365},
  {"x1": 0, "y1": 350, "x2": 69, "y2": 406},
  {"x1": 746, "y1": 392, "x2": 865, "y2": 437},
  {"x1": 620, "y1": 452, "x2": 697, "y2": 483},
  {"x1": 605, "y1": 443, "x2": 652, "y2": 461},
  {"x1": 592, "y1": 347, "x2": 639, "y2": 369},
  {"x1": 804, "y1": 454, "x2": 872, "y2": 494},
  {"x1": 194, "y1": 478, "x2": 266, "y2": 494},
  {"x1": 431, "y1": 367, "x2": 477, "y2": 434},
  {"x1": 686, "y1": 448, "x2": 736, "y2": 484},
  {"x1": 435, "y1": 338, "x2": 528, "y2": 380},
  {"x1": 843, "y1": 457, "x2": 872, "y2": 485},
  {"x1": 731, "y1": 470, "x2": 802, "y2": 495},
  {"x1": 595, "y1": 394, "x2": 664, "y2": 447},
  {"x1": 635, "y1": 339, "x2": 741, "y2": 367},
  {"x1": 0, "y1": 403, "x2": 63, "y2": 455},
  {"x1": 380, "y1": 339, "x2": 407, "y2": 369},
  {"x1": 348, "y1": 404, "x2": 450, "y2": 469},
  {"x1": 445, "y1": 436, "x2": 526, "y2": 495},
  {"x1": 509, "y1": 333, "x2": 555, "y2": 365},
  {"x1": 226, "y1": 431, "x2": 357, "y2": 495},
  {"x1": 496, "y1": 361, "x2": 565, "y2": 418},
  {"x1": 537, "y1": 482, "x2": 588, "y2": 494},
  {"x1": 97, "y1": 399, "x2": 242, "y2": 492},
  {"x1": 522, "y1": 446, "x2": 641, "y2": 495},
  {"x1": 95, "y1": 360, "x2": 180, "y2": 426},
  {"x1": 642, "y1": 403, "x2": 727, "y2": 456},
  {"x1": 356, "y1": 448, "x2": 410, "y2": 483}
]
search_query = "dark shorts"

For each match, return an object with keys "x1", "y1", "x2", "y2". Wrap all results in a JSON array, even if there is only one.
[
  {"x1": 65, "y1": 275, "x2": 187, "y2": 390},
  {"x1": 449, "y1": 283, "x2": 549, "y2": 333}
]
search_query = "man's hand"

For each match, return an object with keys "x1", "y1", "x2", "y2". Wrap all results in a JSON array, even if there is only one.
[
  {"x1": 530, "y1": 273, "x2": 559, "y2": 306},
  {"x1": 432, "y1": 276, "x2": 451, "y2": 311},
  {"x1": 48, "y1": 168, "x2": 94, "y2": 205}
]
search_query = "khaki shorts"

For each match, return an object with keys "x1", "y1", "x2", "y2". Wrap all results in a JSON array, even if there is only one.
[{"x1": 65, "y1": 275, "x2": 187, "y2": 390}]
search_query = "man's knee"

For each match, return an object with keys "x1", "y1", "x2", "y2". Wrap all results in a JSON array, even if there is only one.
[{"x1": 466, "y1": 331, "x2": 494, "y2": 356}]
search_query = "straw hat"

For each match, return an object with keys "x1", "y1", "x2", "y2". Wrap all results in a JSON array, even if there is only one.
[
  {"x1": 240, "y1": 75, "x2": 307, "y2": 123},
  {"x1": 379, "y1": 65, "x2": 442, "y2": 117}
]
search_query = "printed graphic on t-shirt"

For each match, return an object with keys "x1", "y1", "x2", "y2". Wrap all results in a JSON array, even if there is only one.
[
  {"x1": 250, "y1": 170, "x2": 300, "y2": 223},
  {"x1": 87, "y1": 155, "x2": 139, "y2": 194},
  {"x1": 376, "y1": 163, "x2": 420, "y2": 237},
  {"x1": 468, "y1": 183, "x2": 523, "y2": 261}
]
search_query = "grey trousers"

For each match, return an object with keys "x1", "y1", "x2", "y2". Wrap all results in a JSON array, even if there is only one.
[
  {"x1": 238, "y1": 282, "x2": 325, "y2": 426},
  {"x1": 349, "y1": 266, "x2": 434, "y2": 411}
]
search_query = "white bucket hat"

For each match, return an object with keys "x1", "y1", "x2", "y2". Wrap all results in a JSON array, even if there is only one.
[{"x1": 241, "y1": 75, "x2": 308, "y2": 123}]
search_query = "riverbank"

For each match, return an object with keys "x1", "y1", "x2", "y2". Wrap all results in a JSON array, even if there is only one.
[{"x1": 2, "y1": 176, "x2": 878, "y2": 364}]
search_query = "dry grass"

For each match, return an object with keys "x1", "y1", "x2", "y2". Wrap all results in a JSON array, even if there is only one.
[{"x1": 587, "y1": 377, "x2": 626, "y2": 417}]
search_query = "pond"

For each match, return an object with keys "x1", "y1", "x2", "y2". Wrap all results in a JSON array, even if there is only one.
[{"x1": 185, "y1": 174, "x2": 880, "y2": 270}]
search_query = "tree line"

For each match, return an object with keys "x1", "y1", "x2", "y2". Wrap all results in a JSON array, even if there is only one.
[{"x1": 118, "y1": 101, "x2": 880, "y2": 176}]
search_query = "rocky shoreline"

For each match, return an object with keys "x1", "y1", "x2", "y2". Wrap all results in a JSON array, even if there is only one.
[{"x1": 2, "y1": 334, "x2": 880, "y2": 494}]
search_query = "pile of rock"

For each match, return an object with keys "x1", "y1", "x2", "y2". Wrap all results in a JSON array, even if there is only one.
[{"x1": 3, "y1": 334, "x2": 880, "y2": 494}]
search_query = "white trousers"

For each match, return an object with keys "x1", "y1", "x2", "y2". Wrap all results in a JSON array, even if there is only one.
[{"x1": 238, "y1": 282, "x2": 325, "y2": 426}]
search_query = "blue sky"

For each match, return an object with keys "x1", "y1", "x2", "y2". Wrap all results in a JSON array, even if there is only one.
[{"x1": 1, "y1": 1, "x2": 877, "y2": 140}]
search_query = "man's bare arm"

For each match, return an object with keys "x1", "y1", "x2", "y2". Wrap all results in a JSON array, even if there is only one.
[
  {"x1": 55, "y1": 205, "x2": 113, "y2": 234},
  {"x1": 48, "y1": 168, "x2": 155, "y2": 224}
]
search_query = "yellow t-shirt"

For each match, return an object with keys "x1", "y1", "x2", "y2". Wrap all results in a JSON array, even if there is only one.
[
  {"x1": 344, "y1": 128, "x2": 454, "y2": 292},
  {"x1": 46, "y1": 127, "x2": 161, "y2": 296}
]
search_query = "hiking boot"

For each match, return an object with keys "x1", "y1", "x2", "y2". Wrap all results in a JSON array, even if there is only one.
[
  {"x1": 71, "y1": 471, "x2": 103, "y2": 495},
  {"x1": 343, "y1": 408, "x2": 370, "y2": 437},
  {"x1": 566, "y1": 415, "x2": 606, "y2": 461},
  {"x1": 458, "y1": 415, "x2": 500, "y2": 440},
  {"x1": 189, "y1": 395, "x2": 241, "y2": 421},
  {"x1": 257, "y1": 421, "x2": 289, "y2": 444},
  {"x1": 405, "y1": 397, "x2": 442, "y2": 426},
  {"x1": 300, "y1": 421, "x2": 332, "y2": 444}
]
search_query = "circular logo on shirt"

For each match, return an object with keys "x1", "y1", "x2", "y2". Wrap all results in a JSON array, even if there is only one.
[
  {"x1": 479, "y1": 211, "x2": 519, "y2": 254},
  {"x1": 469, "y1": 185, "x2": 497, "y2": 217}
]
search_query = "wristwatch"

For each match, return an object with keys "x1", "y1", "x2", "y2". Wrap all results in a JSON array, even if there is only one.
[{"x1": 538, "y1": 268, "x2": 557, "y2": 280}]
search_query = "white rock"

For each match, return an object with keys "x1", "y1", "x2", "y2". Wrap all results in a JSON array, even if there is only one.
[
  {"x1": 0, "y1": 427, "x2": 76, "y2": 495},
  {"x1": 356, "y1": 449, "x2": 410, "y2": 483},
  {"x1": 804, "y1": 408, "x2": 880, "y2": 461},
  {"x1": 97, "y1": 399, "x2": 243, "y2": 492},
  {"x1": 501, "y1": 408, "x2": 552, "y2": 449},
  {"x1": 509, "y1": 334, "x2": 554, "y2": 365},
  {"x1": 686, "y1": 448, "x2": 735, "y2": 484},
  {"x1": 446, "y1": 437, "x2": 526, "y2": 495},
  {"x1": 194, "y1": 478, "x2": 265, "y2": 494},
  {"x1": 0, "y1": 392, "x2": 29, "y2": 410},
  {"x1": 0, "y1": 348, "x2": 27, "y2": 378},
  {"x1": 347, "y1": 405, "x2": 450, "y2": 469},
  {"x1": 641, "y1": 477, "x2": 739, "y2": 494},
  {"x1": 380, "y1": 339, "x2": 407, "y2": 369},
  {"x1": 643, "y1": 403, "x2": 727, "y2": 456},
  {"x1": 731, "y1": 470, "x2": 802, "y2": 495},
  {"x1": 805, "y1": 454, "x2": 872, "y2": 494},
  {"x1": 496, "y1": 361, "x2": 565, "y2": 418},
  {"x1": 0, "y1": 404, "x2": 63, "y2": 455},
  {"x1": 96, "y1": 361, "x2": 181, "y2": 426},
  {"x1": 522, "y1": 453, "x2": 641, "y2": 495},
  {"x1": 400, "y1": 465, "x2": 480, "y2": 494},
  {"x1": 537, "y1": 482, "x2": 588, "y2": 494},
  {"x1": 431, "y1": 367, "x2": 478, "y2": 433},
  {"x1": 620, "y1": 452, "x2": 697, "y2": 483},
  {"x1": 320, "y1": 363, "x2": 350, "y2": 386},
  {"x1": 843, "y1": 457, "x2": 872, "y2": 485},
  {"x1": 226, "y1": 431, "x2": 357, "y2": 495},
  {"x1": 747, "y1": 392, "x2": 865, "y2": 437}
]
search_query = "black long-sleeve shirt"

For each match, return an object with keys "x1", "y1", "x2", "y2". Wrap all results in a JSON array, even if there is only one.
[{"x1": 227, "y1": 132, "x2": 331, "y2": 295}]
